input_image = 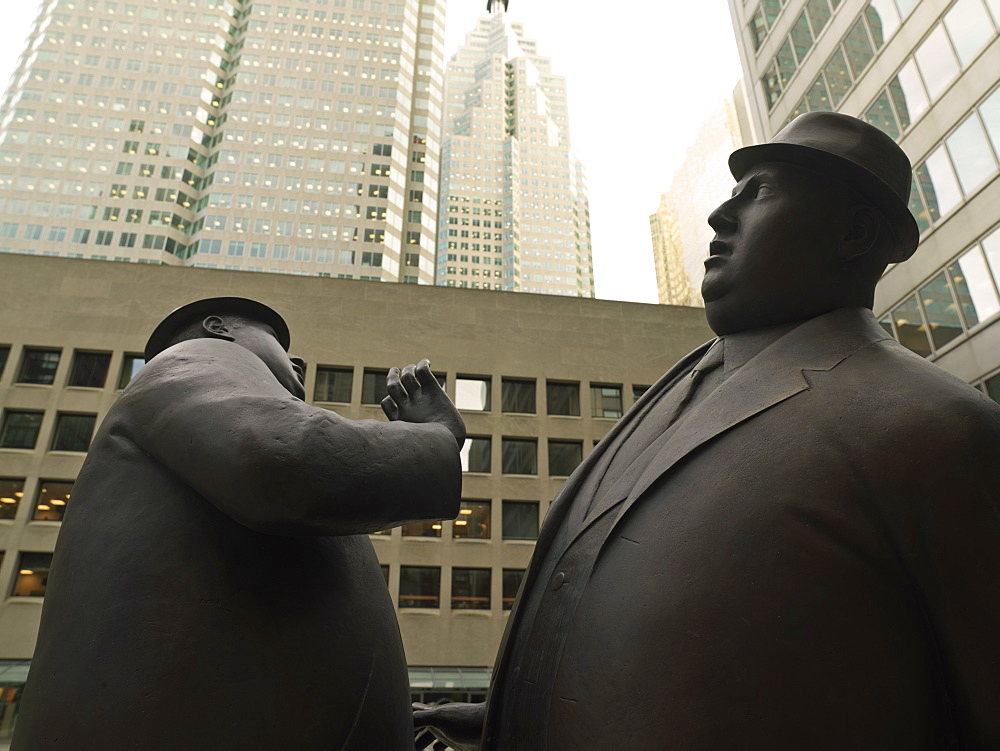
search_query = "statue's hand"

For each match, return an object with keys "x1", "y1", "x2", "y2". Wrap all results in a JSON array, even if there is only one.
[
  {"x1": 382, "y1": 359, "x2": 466, "y2": 447},
  {"x1": 413, "y1": 701, "x2": 485, "y2": 751}
]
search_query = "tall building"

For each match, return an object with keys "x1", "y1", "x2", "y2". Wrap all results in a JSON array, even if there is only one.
[
  {"x1": 0, "y1": 0, "x2": 445, "y2": 282},
  {"x1": 435, "y1": 7, "x2": 595, "y2": 296},
  {"x1": 649, "y1": 97, "x2": 745, "y2": 307},
  {"x1": 0, "y1": 254, "x2": 711, "y2": 739},
  {"x1": 727, "y1": 0, "x2": 1000, "y2": 393}
]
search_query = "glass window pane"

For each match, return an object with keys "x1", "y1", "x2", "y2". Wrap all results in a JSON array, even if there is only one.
[
  {"x1": 502, "y1": 501, "x2": 538, "y2": 540},
  {"x1": 985, "y1": 372, "x2": 1000, "y2": 402},
  {"x1": 17, "y1": 349, "x2": 60, "y2": 385},
  {"x1": 762, "y1": 0, "x2": 782, "y2": 25},
  {"x1": 843, "y1": 18, "x2": 875, "y2": 78},
  {"x1": 823, "y1": 48, "x2": 853, "y2": 107},
  {"x1": 0, "y1": 411, "x2": 43, "y2": 449},
  {"x1": 948, "y1": 246, "x2": 1000, "y2": 328},
  {"x1": 501, "y1": 378, "x2": 535, "y2": 413},
  {"x1": 361, "y1": 368, "x2": 389, "y2": 404},
  {"x1": 790, "y1": 13, "x2": 813, "y2": 61},
  {"x1": 398, "y1": 565, "x2": 440, "y2": 608},
  {"x1": 0, "y1": 344, "x2": 8, "y2": 379},
  {"x1": 888, "y1": 62, "x2": 928, "y2": 131},
  {"x1": 546, "y1": 381, "x2": 580, "y2": 416},
  {"x1": 51, "y1": 413, "x2": 96, "y2": 452},
  {"x1": 632, "y1": 385, "x2": 649, "y2": 402},
  {"x1": 762, "y1": 62, "x2": 782, "y2": 109},
  {"x1": 916, "y1": 146, "x2": 962, "y2": 222},
  {"x1": 776, "y1": 38, "x2": 797, "y2": 86},
  {"x1": 548, "y1": 440, "x2": 583, "y2": 477},
  {"x1": 401, "y1": 520, "x2": 441, "y2": 537},
  {"x1": 977, "y1": 87, "x2": 1000, "y2": 158},
  {"x1": 914, "y1": 25, "x2": 960, "y2": 100},
  {"x1": 946, "y1": 114, "x2": 998, "y2": 194},
  {"x1": 13, "y1": 553, "x2": 52, "y2": 597},
  {"x1": 501, "y1": 438, "x2": 537, "y2": 475},
  {"x1": 865, "y1": 0, "x2": 901, "y2": 46},
  {"x1": 590, "y1": 384, "x2": 623, "y2": 418},
  {"x1": 879, "y1": 315, "x2": 895, "y2": 337},
  {"x1": 806, "y1": 0, "x2": 831, "y2": 35},
  {"x1": 865, "y1": 90, "x2": 901, "y2": 139},
  {"x1": 452, "y1": 568, "x2": 490, "y2": 610},
  {"x1": 750, "y1": 9, "x2": 768, "y2": 51},
  {"x1": 806, "y1": 75, "x2": 832, "y2": 112},
  {"x1": 314, "y1": 366, "x2": 352, "y2": 402},
  {"x1": 381, "y1": 565, "x2": 389, "y2": 586},
  {"x1": 460, "y1": 436, "x2": 492, "y2": 473},
  {"x1": 982, "y1": 226, "x2": 1000, "y2": 283},
  {"x1": 945, "y1": 0, "x2": 994, "y2": 66},
  {"x1": 0, "y1": 478, "x2": 25, "y2": 520},
  {"x1": 118, "y1": 354, "x2": 145, "y2": 389},
  {"x1": 68, "y1": 351, "x2": 111, "y2": 388},
  {"x1": 895, "y1": 0, "x2": 919, "y2": 14},
  {"x1": 908, "y1": 175, "x2": 932, "y2": 234},
  {"x1": 918, "y1": 272, "x2": 965, "y2": 349},
  {"x1": 453, "y1": 499, "x2": 490, "y2": 539},
  {"x1": 892, "y1": 295, "x2": 933, "y2": 356},
  {"x1": 34, "y1": 479, "x2": 74, "y2": 522},
  {"x1": 455, "y1": 376, "x2": 491, "y2": 411},
  {"x1": 987, "y1": 0, "x2": 1000, "y2": 26},
  {"x1": 502, "y1": 568, "x2": 525, "y2": 610}
]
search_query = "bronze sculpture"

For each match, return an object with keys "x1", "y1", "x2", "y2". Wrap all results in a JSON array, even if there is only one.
[
  {"x1": 12, "y1": 297, "x2": 465, "y2": 751},
  {"x1": 416, "y1": 113, "x2": 1000, "y2": 749}
]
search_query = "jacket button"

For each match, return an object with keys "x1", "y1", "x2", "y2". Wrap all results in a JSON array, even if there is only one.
[{"x1": 552, "y1": 571, "x2": 566, "y2": 591}]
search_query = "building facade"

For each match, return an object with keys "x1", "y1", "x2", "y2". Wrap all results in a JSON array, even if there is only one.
[
  {"x1": 435, "y1": 7, "x2": 594, "y2": 296},
  {"x1": 649, "y1": 97, "x2": 745, "y2": 307},
  {"x1": 0, "y1": 254, "x2": 710, "y2": 741},
  {"x1": 0, "y1": 0, "x2": 444, "y2": 282},
  {"x1": 727, "y1": 0, "x2": 1000, "y2": 394}
]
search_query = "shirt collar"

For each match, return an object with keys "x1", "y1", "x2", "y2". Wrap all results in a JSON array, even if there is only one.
[{"x1": 718, "y1": 319, "x2": 803, "y2": 372}]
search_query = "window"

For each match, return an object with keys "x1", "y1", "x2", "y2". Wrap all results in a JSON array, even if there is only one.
[
  {"x1": 361, "y1": 368, "x2": 389, "y2": 404},
  {"x1": 503, "y1": 568, "x2": 525, "y2": 610},
  {"x1": 502, "y1": 501, "x2": 538, "y2": 540},
  {"x1": 548, "y1": 440, "x2": 583, "y2": 477},
  {"x1": 12, "y1": 552, "x2": 52, "y2": 596},
  {"x1": 502, "y1": 438, "x2": 537, "y2": 475},
  {"x1": 452, "y1": 568, "x2": 490, "y2": 610},
  {"x1": 402, "y1": 520, "x2": 442, "y2": 537},
  {"x1": 546, "y1": 381, "x2": 579, "y2": 416},
  {"x1": 948, "y1": 245, "x2": 1000, "y2": 328},
  {"x1": 51, "y1": 413, "x2": 96, "y2": 452},
  {"x1": 17, "y1": 348, "x2": 61, "y2": 385},
  {"x1": 501, "y1": 378, "x2": 535, "y2": 413},
  {"x1": 34, "y1": 479, "x2": 73, "y2": 522},
  {"x1": 453, "y1": 500, "x2": 490, "y2": 539},
  {"x1": 68, "y1": 351, "x2": 111, "y2": 388},
  {"x1": 118, "y1": 354, "x2": 145, "y2": 388},
  {"x1": 0, "y1": 478, "x2": 25, "y2": 520},
  {"x1": 315, "y1": 366, "x2": 353, "y2": 402},
  {"x1": 891, "y1": 295, "x2": 932, "y2": 357},
  {"x1": 460, "y1": 436, "x2": 492, "y2": 473},
  {"x1": 632, "y1": 385, "x2": 650, "y2": 402},
  {"x1": 590, "y1": 384, "x2": 623, "y2": 418},
  {"x1": 0, "y1": 411, "x2": 43, "y2": 449},
  {"x1": 0, "y1": 345, "x2": 8, "y2": 379},
  {"x1": 398, "y1": 565, "x2": 440, "y2": 608},
  {"x1": 455, "y1": 376, "x2": 491, "y2": 411}
]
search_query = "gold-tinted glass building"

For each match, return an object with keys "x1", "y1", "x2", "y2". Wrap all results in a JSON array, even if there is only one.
[{"x1": 728, "y1": 0, "x2": 1000, "y2": 395}]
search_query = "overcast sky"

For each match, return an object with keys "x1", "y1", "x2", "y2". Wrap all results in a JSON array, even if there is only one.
[{"x1": 0, "y1": 1, "x2": 743, "y2": 304}]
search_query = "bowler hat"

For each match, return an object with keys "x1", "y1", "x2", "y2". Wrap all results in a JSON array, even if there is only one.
[
  {"x1": 144, "y1": 297, "x2": 291, "y2": 361},
  {"x1": 728, "y1": 112, "x2": 919, "y2": 262}
]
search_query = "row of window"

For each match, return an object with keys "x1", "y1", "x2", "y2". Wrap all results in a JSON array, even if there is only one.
[
  {"x1": 0, "y1": 345, "x2": 144, "y2": 390},
  {"x1": 0, "y1": 411, "x2": 96, "y2": 453},
  {"x1": 879, "y1": 223, "x2": 1000, "y2": 358},
  {"x1": 374, "y1": 499, "x2": 539, "y2": 541},
  {"x1": 391, "y1": 565, "x2": 524, "y2": 611},
  {"x1": 0, "y1": 479, "x2": 72, "y2": 523},
  {"x1": 459, "y1": 436, "x2": 585, "y2": 476}
]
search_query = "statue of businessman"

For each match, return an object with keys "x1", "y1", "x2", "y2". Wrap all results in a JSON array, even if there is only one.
[
  {"x1": 416, "y1": 113, "x2": 1000, "y2": 748},
  {"x1": 13, "y1": 297, "x2": 465, "y2": 750}
]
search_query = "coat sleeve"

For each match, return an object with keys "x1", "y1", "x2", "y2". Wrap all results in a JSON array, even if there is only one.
[{"x1": 118, "y1": 338, "x2": 462, "y2": 535}]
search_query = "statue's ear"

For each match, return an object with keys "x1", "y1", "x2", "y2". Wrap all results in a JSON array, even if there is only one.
[
  {"x1": 837, "y1": 203, "x2": 881, "y2": 261},
  {"x1": 202, "y1": 315, "x2": 235, "y2": 342}
]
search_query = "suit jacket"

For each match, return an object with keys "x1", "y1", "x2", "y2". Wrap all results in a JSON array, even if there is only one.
[
  {"x1": 483, "y1": 307, "x2": 1000, "y2": 749},
  {"x1": 13, "y1": 339, "x2": 461, "y2": 751}
]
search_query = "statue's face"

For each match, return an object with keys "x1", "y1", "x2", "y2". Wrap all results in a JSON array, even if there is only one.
[
  {"x1": 233, "y1": 320, "x2": 307, "y2": 399},
  {"x1": 702, "y1": 161, "x2": 847, "y2": 336}
]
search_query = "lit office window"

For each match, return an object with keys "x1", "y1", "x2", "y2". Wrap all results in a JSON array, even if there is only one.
[
  {"x1": 33, "y1": 480, "x2": 74, "y2": 522},
  {"x1": 502, "y1": 501, "x2": 538, "y2": 540},
  {"x1": 314, "y1": 366, "x2": 353, "y2": 402},
  {"x1": 460, "y1": 436, "x2": 492, "y2": 473},
  {"x1": 455, "y1": 376, "x2": 491, "y2": 411},
  {"x1": 118, "y1": 354, "x2": 145, "y2": 388},
  {"x1": 0, "y1": 478, "x2": 25, "y2": 520},
  {"x1": 452, "y1": 567, "x2": 490, "y2": 610},
  {"x1": 546, "y1": 381, "x2": 580, "y2": 416},
  {"x1": 590, "y1": 384, "x2": 623, "y2": 418},
  {"x1": 0, "y1": 411, "x2": 43, "y2": 449},
  {"x1": 891, "y1": 296, "x2": 932, "y2": 357},
  {"x1": 17, "y1": 348, "x2": 60, "y2": 385},
  {"x1": 501, "y1": 438, "x2": 537, "y2": 475},
  {"x1": 398, "y1": 565, "x2": 440, "y2": 608},
  {"x1": 68, "y1": 351, "x2": 111, "y2": 388},
  {"x1": 401, "y1": 520, "x2": 441, "y2": 537},
  {"x1": 453, "y1": 499, "x2": 490, "y2": 539},
  {"x1": 501, "y1": 378, "x2": 535, "y2": 413},
  {"x1": 502, "y1": 568, "x2": 525, "y2": 610},
  {"x1": 12, "y1": 553, "x2": 52, "y2": 597},
  {"x1": 50, "y1": 413, "x2": 97, "y2": 452}
]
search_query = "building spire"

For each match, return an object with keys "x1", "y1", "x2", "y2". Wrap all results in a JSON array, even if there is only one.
[{"x1": 486, "y1": 0, "x2": 509, "y2": 13}]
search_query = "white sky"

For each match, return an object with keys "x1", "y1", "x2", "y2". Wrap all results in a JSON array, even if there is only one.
[{"x1": 0, "y1": 1, "x2": 743, "y2": 304}]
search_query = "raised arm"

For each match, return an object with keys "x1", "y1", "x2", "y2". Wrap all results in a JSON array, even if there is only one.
[{"x1": 119, "y1": 338, "x2": 461, "y2": 535}]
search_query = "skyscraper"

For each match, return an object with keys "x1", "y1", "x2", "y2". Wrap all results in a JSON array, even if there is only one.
[
  {"x1": 727, "y1": 0, "x2": 1000, "y2": 397},
  {"x1": 435, "y1": 7, "x2": 594, "y2": 296},
  {"x1": 0, "y1": 0, "x2": 444, "y2": 282}
]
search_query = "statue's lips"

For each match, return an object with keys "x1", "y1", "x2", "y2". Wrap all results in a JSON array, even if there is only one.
[{"x1": 705, "y1": 241, "x2": 730, "y2": 267}]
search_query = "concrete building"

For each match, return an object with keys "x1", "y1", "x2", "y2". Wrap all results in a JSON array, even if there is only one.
[
  {"x1": 0, "y1": 0, "x2": 444, "y2": 283},
  {"x1": 648, "y1": 97, "x2": 745, "y2": 307},
  {"x1": 727, "y1": 0, "x2": 1000, "y2": 396},
  {"x1": 0, "y1": 254, "x2": 711, "y2": 741},
  {"x1": 435, "y1": 7, "x2": 594, "y2": 297}
]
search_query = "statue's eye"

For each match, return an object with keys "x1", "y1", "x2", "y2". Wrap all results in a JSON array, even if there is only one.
[{"x1": 755, "y1": 184, "x2": 774, "y2": 198}]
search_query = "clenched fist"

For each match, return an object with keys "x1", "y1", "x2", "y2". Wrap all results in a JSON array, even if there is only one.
[{"x1": 382, "y1": 359, "x2": 466, "y2": 447}]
